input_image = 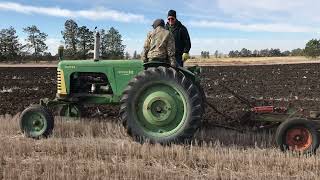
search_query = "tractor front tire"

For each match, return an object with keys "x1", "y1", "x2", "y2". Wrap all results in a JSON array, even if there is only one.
[
  {"x1": 20, "y1": 105, "x2": 54, "y2": 138},
  {"x1": 120, "y1": 66, "x2": 203, "y2": 144},
  {"x1": 276, "y1": 118, "x2": 319, "y2": 154}
]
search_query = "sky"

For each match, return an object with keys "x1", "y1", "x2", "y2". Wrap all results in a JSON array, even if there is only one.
[{"x1": 0, "y1": 0, "x2": 319, "y2": 55}]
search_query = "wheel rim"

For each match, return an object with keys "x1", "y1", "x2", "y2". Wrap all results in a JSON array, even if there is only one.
[
  {"x1": 22, "y1": 111, "x2": 47, "y2": 137},
  {"x1": 285, "y1": 127, "x2": 313, "y2": 151},
  {"x1": 135, "y1": 82, "x2": 188, "y2": 137},
  {"x1": 60, "y1": 104, "x2": 81, "y2": 117}
]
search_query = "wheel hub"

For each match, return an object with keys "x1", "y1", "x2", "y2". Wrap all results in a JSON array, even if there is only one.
[
  {"x1": 30, "y1": 115, "x2": 44, "y2": 131},
  {"x1": 294, "y1": 135, "x2": 303, "y2": 141},
  {"x1": 135, "y1": 83, "x2": 187, "y2": 137},
  {"x1": 33, "y1": 120, "x2": 42, "y2": 128},
  {"x1": 286, "y1": 127, "x2": 312, "y2": 151},
  {"x1": 143, "y1": 91, "x2": 177, "y2": 126},
  {"x1": 22, "y1": 112, "x2": 47, "y2": 136}
]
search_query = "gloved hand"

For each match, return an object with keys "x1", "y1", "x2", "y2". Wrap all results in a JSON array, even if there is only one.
[{"x1": 182, "y1": 53, "x2": 190, "y2": 62}]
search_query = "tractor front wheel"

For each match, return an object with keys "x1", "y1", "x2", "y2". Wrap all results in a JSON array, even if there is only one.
[
  {"x1": 276, "y1": 118, "x2": 319, "y2": 154},
  {"x1": 20, "y1": 105, "x2": 54, "y2": 138},
  {"x1": 120, "y1": 66, "x2": 203, "y2": 144}
]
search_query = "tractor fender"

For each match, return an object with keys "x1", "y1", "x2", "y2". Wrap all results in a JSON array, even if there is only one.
[
  {"x1": 143, "y1": 62, "x2": 204, "y2": 110},
  {"x1": 143, "y1": 62, "x2": 197, "y2": 82}
]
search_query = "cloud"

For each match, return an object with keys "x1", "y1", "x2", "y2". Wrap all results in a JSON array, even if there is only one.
[
  {"x1": 189, "y1": 20, "x2": 319, "y2": 33},
  {"x1": 217, "y1": 0, "x2": 302, "y2": 14},
  {"x1": 216, "y1": 0, "x2": 320, "y2": 23},
  {"x1": 182, "y1": 0, "x2": 320, "y2": 33},
  {"x1": 0, "y1": 2, "x2": 146, "y2": 23}
]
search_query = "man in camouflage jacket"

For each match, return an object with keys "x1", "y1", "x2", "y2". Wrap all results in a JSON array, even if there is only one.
[{"x1": 142, "y1": 19, "x2": 177, "y2": 67}]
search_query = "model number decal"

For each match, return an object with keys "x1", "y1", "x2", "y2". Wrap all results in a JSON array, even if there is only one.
[
  {"x1": 118, "y1": 70, "x2": 134, "y2": 75},
  {"x1": 65, "y1": 65, "x2": 76, "y2": 69}
]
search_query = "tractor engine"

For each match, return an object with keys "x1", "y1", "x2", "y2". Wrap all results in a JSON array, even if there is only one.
[{"x1": 70, "y1": 72, "x2": 112, "y2": 94}]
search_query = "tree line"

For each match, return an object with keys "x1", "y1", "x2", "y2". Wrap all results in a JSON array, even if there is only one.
[
  {"x1": 1, "y1": 20, "x2": 320, "y2": 61},
  {"x1": 0, "y1": 25, "x2": 52, "y2": 62},
  {"x1": 200, "y1": 48, "x2": 305, "y2": 59},
  {"x1": 0, "y1": 19, "x2": 127, "y2": 62},
  {"x1": 201, "y1": 50, "x2": 224, "y2": 58},
  {"x1": 62, "y1": 19, "x2": 126, "y2": 60},
  {"x1": 201, "y1": 39, "x2": 320, "y2": 59},
  {"x1": 227, "y1": 48, "x2": 304, "y2": 58}
]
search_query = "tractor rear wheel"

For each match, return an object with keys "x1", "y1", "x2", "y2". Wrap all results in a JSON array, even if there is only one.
[
  {"x1": 120, "y1": 66, "x2": 203, "y2": 144},
  {"x1": 276, "y1": 118, "x2": 319, "y2": 154},
  {"x1": 20, "y1": 105, "x2": 54, "y2": 138}
]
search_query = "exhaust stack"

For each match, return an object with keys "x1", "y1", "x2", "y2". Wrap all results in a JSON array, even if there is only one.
[{"x1": 94, "y1": 31, "x2": 100, "y2": 61}]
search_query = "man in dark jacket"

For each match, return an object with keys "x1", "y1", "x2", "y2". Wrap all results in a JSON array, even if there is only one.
[{"x1": 165, "y1": 10, "x2": 191, "y2": 67}]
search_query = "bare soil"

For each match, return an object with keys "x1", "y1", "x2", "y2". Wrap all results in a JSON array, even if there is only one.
[{"x1": 1, "y1": 63, "x2": 320, "y2": 121}]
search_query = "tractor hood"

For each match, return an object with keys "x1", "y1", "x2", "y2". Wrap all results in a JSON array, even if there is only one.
[
  {"x1": 58, "y1": 59, "x2": 143, "y2": 69},
  {"x1": 56, "y1": 59, "x2": 145, "y2": 97}
]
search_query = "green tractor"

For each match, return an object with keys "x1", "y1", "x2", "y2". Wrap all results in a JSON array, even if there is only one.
[{"x1": 19, "y1": 32, "x2": 205, "y2": 144}]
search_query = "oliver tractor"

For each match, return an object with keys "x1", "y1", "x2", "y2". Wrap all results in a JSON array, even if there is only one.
[
  {"x1": 19, "y1": 32, "x2": 205, "y2": 144},
  {"x1": 19, "y1": 32, "x2": 320, "y2": 155},
  {"x1": 20, "y1": 60, "x2": 204, "y2": 144}
]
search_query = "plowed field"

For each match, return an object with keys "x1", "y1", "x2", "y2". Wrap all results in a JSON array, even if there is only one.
[{"x1": 1, "y1": 64, "x2": 320, "y2": 121}]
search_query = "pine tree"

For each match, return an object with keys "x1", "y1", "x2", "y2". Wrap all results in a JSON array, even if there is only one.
[
  {"x1": 23, "y1": 25, "x2": 48, "y2": 56},
  {"x1": 100, "y1": 29, "x2": 107, "y2": 57},
  {"x1": 0, "y1": 27, "x2": 21, "y2": 59},
  {"x1": 214, "y1": 50, "x2": 218, "y2": 58},
  {"x1": 133, "y1": 50, "x2": 137, "y2": 59},
  {"x1": 101, "y1": 27, "x2": 126, "y2": 59},
  {"x1": 77, "y1": 26, "x2": 94, "y2": 59},
  {"x1": 62, "y1": 19, "x2": 79, "y2": 56},
  {"x1": 125, "y1": 52, "x2": 130, "y2": 59},
  {"x1": 305, "y1": 39, "x2": 320, "y2": 58}
]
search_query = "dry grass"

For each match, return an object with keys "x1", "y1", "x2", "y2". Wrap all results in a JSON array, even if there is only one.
[
  {"x1": 1, "y1": 56, "x2": 320, "y2": 68},
  {"x1": 186, "y1": 56, "x2": 320, "y2": 66},
  {"x1": 0, "y1": 114, "x2": 320, "y2": 179}
]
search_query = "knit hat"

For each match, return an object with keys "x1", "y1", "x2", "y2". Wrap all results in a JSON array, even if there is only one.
[
  {"x1": 152, "y1": 19, "x2": 165, "y2": 29},
  {"x1": 167, "y1": 10, "x2": 176, "y2": 18}
]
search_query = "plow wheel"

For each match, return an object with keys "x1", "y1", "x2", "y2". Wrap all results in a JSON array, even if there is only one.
[
  {"x1": 120, "y1": 66, "x2": 203, "y2": 144},
  {"x1": 276, "y1": 118, "x2": 319, "y2": 154},
  {"x1": 20, "y1": 105, "x2": 54, "y2": 138},
  {"x1": 58, "y1": 104, "x2": 83, "y2": 118}
]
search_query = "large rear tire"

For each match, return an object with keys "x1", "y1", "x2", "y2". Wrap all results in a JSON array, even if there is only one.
[
  {"x1": 276, "y1": 118, "x2": 319, "y2": 154},
  {"x1": 20, "y1": 105, "x2": 54, "y2": 138},
  {"x1": 120, "y1": 66, "x2": 203, "y2": 144}
]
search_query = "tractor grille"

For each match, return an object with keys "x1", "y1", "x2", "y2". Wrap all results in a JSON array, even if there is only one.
[
  {"x1": 57, "y1": 69, "x2": 67, "y2": 95},
  {"x1": 57, "y1": 70, "x2": 62, "y2": 92}
]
